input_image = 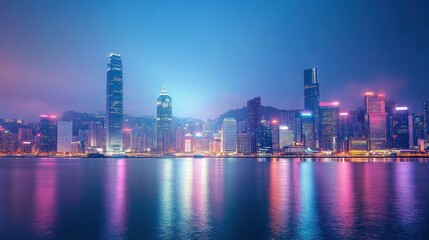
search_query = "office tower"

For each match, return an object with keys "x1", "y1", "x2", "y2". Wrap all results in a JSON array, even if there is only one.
[
  {"x1": 364, "y1": 92, "x2": 387, "y2": 150},
  {"x1": 256, "y1": 125, "x2": 273, "y2": 152},
  {"x1": 300, "y1": 111, "x2": 314, "y2": 148},
  {"x1": 424, "y1": 101, "x2": 429, "y2": 139},
  {"x1": 88, "y1": 121, "x2": 103, "y2": 148},
  {"x1": 270, "y1": 120, "x2": 279, "y2": 151},
  {"x1": 39, "y1": 115, "x2": 58, "y2": 153},
  {"x1": 57, "y1": 121, "x2": 73, "y2": 153},
  {"x1": 339, "y1": 112, "x2": 351, "y2": 152},
  {"x1": 385, "y1": 99, "x2": 396, "y2": 148},
  {"x1": 237, "y1": 132, "x2": 251, "y2": 154},
  {"x1": 156, "y1": 85, "x2": 173, "y2": 152},
  {"x1": 304, "y1": 68, "x2": 320, "y2": 149},
  {"x1": 106, "y1": 53, "x2": 123, "y2": 154},
  {"x1": 122, "y1": 128, "x2": 132, "y2": 151},
  {"x1": 247, "y1": 97, "x2": 261, "y2": 153},
  {"x1": 319, "y1": 102, "x2": 340, "y2": 151},
  {"x1": 222, "y1": 118, "x2": 237, "y2": 153},
  {"x1": 280, "y1": 110, "x2": 299, "y2": 140},
  {"x1": 210, "y1": 133, "x2": 222, "y2": 154},
  {"x1": 413, "y1": 113, "x2": 426, "y2": 146},
  {"x1": 0, "y1": 128, "x2": 17, "y2": 153},
  {"x1": 184, "y1": 133, "x2": 193, "y2": 153},
  {"x1": 390, "y1": 107, "x2": 412, "y2": 149},
  {"x1": 18, "y1": 128, "x2": 33, "y2": 153},
  {"x1": 279, "y1": 125, "x2": 294, "y2": 149}
]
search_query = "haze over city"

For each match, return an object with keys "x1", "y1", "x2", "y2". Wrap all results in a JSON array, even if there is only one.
[{"x1": 1, "y1": 0, "x2": 429, "y2": 121}]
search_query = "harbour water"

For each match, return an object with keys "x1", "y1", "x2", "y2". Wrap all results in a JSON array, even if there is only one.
[{"x1": 0, "y1": 158, "x2": 429, "y2": 239}]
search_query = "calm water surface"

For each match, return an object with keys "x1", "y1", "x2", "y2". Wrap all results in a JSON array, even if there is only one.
[{"x1": 0, "y1": 158, "x2": 429, "y2": 239}]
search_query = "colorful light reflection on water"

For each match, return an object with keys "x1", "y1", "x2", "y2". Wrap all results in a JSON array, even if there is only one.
[{"x1": 0, "y1": 158, "x2": 429, "y2": 239}]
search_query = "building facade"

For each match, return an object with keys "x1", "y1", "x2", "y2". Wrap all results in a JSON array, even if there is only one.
[
  {"x1": 106, "y1": 53, "x2": 123, "y2": 154},
  {"x1": 156, "y1": 86, "x2": 173, "y2": 152}
]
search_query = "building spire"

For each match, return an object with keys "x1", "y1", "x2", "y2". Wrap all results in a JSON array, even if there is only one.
[{"x1": 161, "y1": 84, "x2": 169, "y2": 95}]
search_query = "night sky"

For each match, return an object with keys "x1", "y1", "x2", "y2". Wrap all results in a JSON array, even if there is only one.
[{"x1": 1, "y1": 0, "x2": 428, "y2": 121}]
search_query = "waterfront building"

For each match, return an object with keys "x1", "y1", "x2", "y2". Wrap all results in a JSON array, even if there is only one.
[
  {"x1": 339, "y1": 112, "x2": 351, "y2": 152},
  {"x1": 222, "y1": 118, "x2": 237, "y2": 153},
  {"x1": 304, "y1": 68, "x2": 320, "y2": 149},
  {"x1": 17, "y1": 128, "x2": 33, "y2": 153},
  {"x1": 106, "y1": 53, "x2": 123, "y2": 154},
  {"x1": 300, "y1": 111, "x2": 314, "y2": 149},
  {"x1": 319, "y1": 102, "x2": 339, "y2": 151},
  {"x1": 279, "y1": 125, "x2": 294, "y2": 149},
  {"x1": 390, "y1": 107, "x2": 412, "y2": 149},
  {"x1": 57, "y1": 121, "x2": 73, "y2": 153},
  {"x1": 247, "y1": 97, "x2": 261, "y2": 153},
  {"x1": 413, "y1": 113, "x2": 426, "y2": 146},
  {"x1": 39, "y1": 115, "x2": 58, "y2": 153},
  {"x1": 156, "y1": 85, "x2": 173, "y2": 152},
  {"x1": 364, "y1": 92, "x2": 387, "y2": 150},
  {"x1": 237, "y1": 132, "x2": 251, "y2": 154}
]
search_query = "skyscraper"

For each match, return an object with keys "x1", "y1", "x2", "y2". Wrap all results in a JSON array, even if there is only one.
[
  {"x1": 390, "y1": 107, "x2": 412, "y2": 149},
  {"x1": 106, "y1": 53, "x2": 123, "y2": 154},
  {"x1": 279, "y1": 125, "x2": 294, "y2": 149},
  {"x1": 38, "y1": 115, "x2": 58, "y2": 153},
  {"x1": 156, "y1": 85, "x2": 173, "y2": 152},
  {"x1": 304, "y1": 68, "x2": 320, "y2": 149},
  {"x1": 339, "y1": 112, "x2": 351, "y2": 152},
  {"x1": 319, "y1": 102, "x2": 340, "y2": 151},
  {"x1": 364, "y1": 92, "x2": 387, "y2": 150},
  {"x1": 222, "y1": 117, "x2": 237, "y2": 153},
  {"x1": 300, "y1": 111, "x2": 314, "y2": 148},
  {"x1": 424, "y1": 101, "x2": 429, "y2": 139},
  {"x1": 57, "y1": 121, "x2": 73, "y2": 153},
  {"x1": 247, "y1": 97, "x2": 261, "y2": 153}
]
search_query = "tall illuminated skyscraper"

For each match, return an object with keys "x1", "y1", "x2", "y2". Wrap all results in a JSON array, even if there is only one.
[
  {"x1": 319, "y1": 102, "x2": 339, "y2": 151},
  {"x1": 106, "y1": 53, "x2": 123, "y2": 154},
  {"x1": 247, "y1": 96, "x2": 261, "y2": 153},
  {"x1": 304, "y1": 68, "x2": 320, "y2": 149},
  {"x1": 364, "y1": 92, "x2": 387, "y2": 150},
  {"x1": 156, "y1": 85, "x2": 173, "y2": 152}
]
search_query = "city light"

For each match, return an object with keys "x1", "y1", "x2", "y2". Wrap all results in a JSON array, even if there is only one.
[{"x1": 396, "y1": 107, "x2": 408, "y2": 111}]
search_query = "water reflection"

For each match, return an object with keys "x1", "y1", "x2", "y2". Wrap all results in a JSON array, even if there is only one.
[
  {"x1": 0, "y1": 158, "x2": 428, "y2": 239},
  {"x1": 33, "y1": 160, "x2": 57, "y2": 239},
  {"x1": 102, "y1": 159, "x2": 127, "y2": 239}
]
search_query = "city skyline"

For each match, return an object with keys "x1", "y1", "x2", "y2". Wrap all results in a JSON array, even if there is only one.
[{"x1": 1, "y1": 1, "x2": 429, "y2": 121}]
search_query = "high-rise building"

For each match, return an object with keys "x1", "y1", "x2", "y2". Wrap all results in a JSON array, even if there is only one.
[
  {"x1": 319, "y1": 102, "x2": 339, "y2": 151},
  {"x1": 390, "y1": 107, "x2": 412, "y2": 149},
  {"x1": 38, "y1": 115, "x2": 58, "y2": 153},
  {"x1": 413, "y1": 113, "x2": 426, "y2": 146},
  {"x1": 57, "y1": 121, "x2": 73, "y2": 153},
  {"x1": 156, "y1": 85, "x2": 173, "y2": 152},
  {"x1": 17, "y1": 128, "x2": 33, "y2": 153},
  {"x1": 300, "y1": 111, "x2": 314, "y2": 149},
  {"x1": 424, "y1": 101, "x2": 429, "y2": 139},
  {"x1": 270, "y1": 120, "x2": 280, "y2": 151},
  {"x1": 304, "y1": 68, "x2": 320, "y2": 149},
  {"x1": 247, "y1": 97, "x2": 261, "y2": 153},
  {"x1": 279, "y1": 125, "x2": 294, "y2": 149},
  {"x1": 237, "y1": 132, "x2": 251, "y2": 154},
  {"x1": 364, "y1": 92, "x2": 387, "y2": 150},
  {"x1": 222, "y1": 118, "x2": 237, "y2": 153},
  {"x1": 339, "y1": 112, "x2": 351, "y2": 151},
  {"x1": 106, "y1": 53, "x2": 123, "y2": 154}
]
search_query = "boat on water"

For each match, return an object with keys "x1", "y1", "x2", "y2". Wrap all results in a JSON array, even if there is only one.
[{"x1": 193, "y1": 154, "x2": 205, "y2": 158}]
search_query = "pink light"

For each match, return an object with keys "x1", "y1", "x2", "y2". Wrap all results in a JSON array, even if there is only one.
[
  {"x1": 123, "y1": 128, "x2": 132, "y2": 132},
  {"x1": 271, "y1": 120, "x2": 278, "y2": 124},
  {"x1": 40, "y1": 115, "x2": 48, "y2": 118},
  {"x1": 319, "y1": 101, "x2": 340, "y2": 107},
  {"x1": 49, "y1": 115, "x2": 57, "y2": 119},
  {"x1": 340, "y1": 112, "x2": 349, "y2": 116},
  {"x1": 364, "y1": 92, "x2": 374, "y2": 96}
]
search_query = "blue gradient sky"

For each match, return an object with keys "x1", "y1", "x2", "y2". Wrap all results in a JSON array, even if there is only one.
[{"x1": 0, "y1": 0, "x2": 428, "y2": 121}]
